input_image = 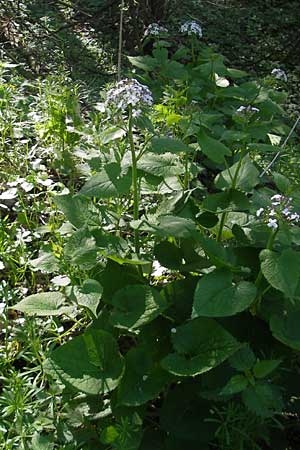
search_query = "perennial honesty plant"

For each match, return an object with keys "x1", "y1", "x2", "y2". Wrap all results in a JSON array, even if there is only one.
[
  {"x1": 144, "y1": 23, "x2": 168, "y2": 36},
  {"x1": 271, "y1": 68, "x2": 288, "y2": 82},
  {"x1": 180, "y1": 20, "x2": 203, "y2": 37},
  {"x1": 256, "y1": 195, "x2": 300, "y2": 230},
  {"x1": 105, "y1": 78, "x2": 153, "y2": 116}
]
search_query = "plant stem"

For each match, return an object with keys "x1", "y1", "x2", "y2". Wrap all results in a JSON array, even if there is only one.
[
  {"x1": 217, "y1": 148, "x2": 245, "y2": 242},
  {"x1": 251, "y1": 228, "x2": 279, "y2": 314},
  {"x1": 128, "y1": 107, "x2": 140, "y2": 255}
]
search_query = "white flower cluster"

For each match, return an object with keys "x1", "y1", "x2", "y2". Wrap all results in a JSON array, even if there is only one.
[
  {"x1": 144, "y1": 23, "x2": 168, "y2": 36},
  {"x1": 256, "y1": 194, "x2": 300, "y2": 230},
  {"x1": 105, "y1": 79, "x2": 153, "y2": 116},
  {"x1": 236, "y1": 105, "x2": 260, "y2": 116},
  {"x1": 180, "y1": 20, "x2": 203, "y2": 37},
  {"x1": 271, "y1": 68, "x2": 287, "y2": 82}
]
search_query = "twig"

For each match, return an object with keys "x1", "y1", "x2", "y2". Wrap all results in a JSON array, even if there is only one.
[{"x1": 259, "y1": 115, "x2": 300, "y2": 178}]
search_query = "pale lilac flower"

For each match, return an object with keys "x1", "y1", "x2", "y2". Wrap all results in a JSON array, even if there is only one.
[
  {"x1": 105, "y1": 79, "x2": 153, "y2": 116},
  {"x1": 267, "y1": 218, "x2": 278, "y2": 229},
  {"x1": 256, "y1": 208, "x2": 264, "y2": 217},
  {"x1": 151, "y1": 260, "x2": 167, "y2": 277},
  {"x1": 236, "y1": 105, "x2": 260, "y2": 116},
  {"x1": 180, "y1": 20, "x2": 203, "y2": 37},
  {"x1": 144, "y1": 23, "x2": 168, "y2": 36},
  {"x1": 271, "y1": 68, "x2": 287, "y2": 82}
]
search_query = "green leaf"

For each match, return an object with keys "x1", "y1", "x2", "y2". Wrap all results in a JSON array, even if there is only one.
[
  {"x1": 100, "y1": 126, "x2": 126, "y2": 144},
  {"x1": 117, "y1": 346, "x2": 171, "y2": 406},
  {"x1": 44, "y1": 330, "x2": 124, "y2": 395},
  {"x1": 160, "y1": 383, "x2": 217, "y2": 443},
  {"x1": 74, "y1": 279, "x2": 103, "y2": 317},
  {"x1": 154, "y1": 240, "x2": 183, "y2": 270},
  {"x1": 273, "y1": 172, "x2": 290, "y2": 194},
  {"x1": 54, "y1": 194, "x2": 100, "y2": 228},
  {"x1": 131, "y1": 215, "x2": 197, "y2": 239},
  {"x1": 192, "y1": 269, "x2": 257, "y2": 317},
  {"x1": 242, "y1": 384, "x2": 283, "y2": 418},
  {"x1": 31, "y1": 433, "x2": 54, "y2": 450},
  {"x1": 270, "y1": 306, "x2": 300, "y2": 350},
  {"x1": 100, "y1": 426, "x2": 119, "y2": 444},
  {"x1": 128, "y1": 55, "x2": 157, "y2": 71},
  {"x1": 197, "y1": 211, "x2": 219, "y2": 228},
  {"x1": 253, "y1": 360, "x2": 281, "y2": 379},
  {"x1": 221, "y1": 374, "x2": 248, "y2": 395},
  {"x1": 137, "y1": 153, "x2": 184, "y2": 177},
  {"x1": 110, "y1": 285, "x2": 168, "y2": 330},
  {"x1": 202, "y1": 189, "x2": 250, "y2": 212},
  {"x1": 80, "y1": 162, "x2": 131, "y2": 198},
  {"x1": 198, "y1": 129, "x2": 231, "y2": 163},
  {"x1": 30, "y1": 249, "x2": 59, "y2": 273},
  {"x1": 161, "y1": 318, "x2": 241, "y2": 376},
  {"x1": 64, "y1": 229, "x2": 98, "y2": 269},
  {"x1": 215, "y1": 156, "x2": 259, "y2": 192},
  {"x1": 229, "y1": 345, "x2": 256, "y2": 371},
  {"x1": 260, "y1": 249, "x2": 300, "y2": 299},
  {"x1": 11, "y1": 292, "x2": 72, "y2": 316},
  {"x1": 150, "y1": 137, "x2": 192, "y2": 154}
]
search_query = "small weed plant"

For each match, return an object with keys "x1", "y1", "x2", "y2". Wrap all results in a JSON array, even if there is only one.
[{"x1": 1, "y1": 21, "x2": 300, "y2": 450}]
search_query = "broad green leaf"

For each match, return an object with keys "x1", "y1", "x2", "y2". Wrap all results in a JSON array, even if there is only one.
[
  {"x1": 137, "y1": 153, "x2": 184, "y2": 177},
  {"x1": 150, "y1": 137, "x2": 192, "y2": 154},
  {"x1": 273, "y1": 172, "x2": 290, "y2": 193},
  {"x1": 80, "y1": 163, "x2": 131, "y2": 198},
  {"x1": 11, "y1": 292, "x2": 72, "y2": 316},
  {"x1": 31, "y1": 433, "x2": 54, "y2": 450},
  {"x1": 215, "y1": 156, "x2": 259, "y2": 192},
  {"x1": 242, "y1": 384, "x2": 283, "y2": 418},
  {"x1": 161, "y1": 318, "x2": 241, "y2": 376},
  {"x1": 253, "y1": 360, "x2": 281, "y2": 379},
  {"x1": 64, "y1": 229, "x2": 97, "y2": 269},
  {"x1": 100, "y1": 126, "x2": 126, "y2": 144},
  {"x1": 74, "y1": 279, "x2": 103, "y2": 317},
  {"x1": 197, "y1": 211, "x2": 219, "y2": 228},
  {"x1": 54, "y1": 194, "x2": 100, "y2": 228},
  {"x1": 229, "y1": 345, "x2": 256, "y2": 371},
  {"x1": 131, "y1": 215, "x2": 197, "y2": 239},
  {"x1": 221, "y1": 374, "x2": 248, "y2": 395},
  {"x1": 202, "y1": 189, "x2": 250, "y2": 212},
  {"x1": 260, "y1": 249, "x2": 300, "y2": 299},
  {"x1": 270, "y1": 307, "x2": 300, "y2": 350},
  {"x1": 117, "y1": 347, "x2": 171, "y2": 406},
  {"x1": 154, "y1": 240, "x2": 183, "y2": 270},
  {"x1": 30, "y1": 249, "x2": 59, "y2": 273},
  {"x1": 197, "y1": 129, "x2": 231, "y2": 163},
  {"x1": 44, "y1": 330, "x2": 124, "y2": 395},
  {"x1": 110, "y1": 285, "x2": 168, "y2": 330},
  {"x1": 160, "y1": 383, "x2": 217, "y2": 443},
  {"x1": 192, "y1": 269, "x2": 257, "y2": 317},
  {"x1": 128, "y1": 55, "x2": 157, "y2": 71}
]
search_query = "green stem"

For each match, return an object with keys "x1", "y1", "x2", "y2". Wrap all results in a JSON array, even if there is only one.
[
  {"x1": 184, "y1": 152, "x2": 189, "y2": 190},
  {"x1": 128, "y1": 107, "x2": 140, "y2": 255},
  {"x1": 251, "y1": 228, "x2": 279, "y2": 314},
  {"x1": 217, "y1": 148, "x2": 246, "y2": 242}
]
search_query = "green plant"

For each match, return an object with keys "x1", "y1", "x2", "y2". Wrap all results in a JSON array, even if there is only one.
[{"x1": 5, "y1": 21, "x2": 300, "y2": 450}]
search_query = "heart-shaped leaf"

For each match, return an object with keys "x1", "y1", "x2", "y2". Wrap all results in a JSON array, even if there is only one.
[
  {"x1": 161, "y1": 318, "x2": 241, "y2": 376},
  {"x1": 44, "y1": 330, "x2": 124, "y2": 395},
  {"x1": 192, "y1": 269, "x2": 257, "y2": 317},
  {"x1": 11, "y1": 292, "x2": 72, "y2": 316}
]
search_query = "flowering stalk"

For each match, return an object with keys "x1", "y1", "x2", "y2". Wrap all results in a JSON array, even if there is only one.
[{"x1": 128, "y1": 106, "x2": 140, "y2": 255}]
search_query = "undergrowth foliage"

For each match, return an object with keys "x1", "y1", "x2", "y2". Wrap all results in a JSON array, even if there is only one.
[{"x1": 1, "y1": 21, "x2": 300, "y2": 450}]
